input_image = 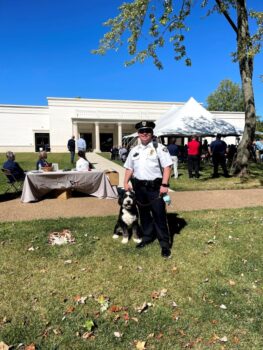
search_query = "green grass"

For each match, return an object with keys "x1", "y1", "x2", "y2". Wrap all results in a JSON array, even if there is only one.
[
  {"x1": 1, "y1": 152, "x2": 262, "y2": 194},
  {"x1": 0, "y1": 208, "x2": 263, "y2": 349},
  {"x1": 100, "y1": 152, "x2": 263, "y2": 191}
]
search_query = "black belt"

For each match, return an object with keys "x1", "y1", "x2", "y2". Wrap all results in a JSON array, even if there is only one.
[{"x1": 133, "y1": 178, "x2": 162, "y2": 189}]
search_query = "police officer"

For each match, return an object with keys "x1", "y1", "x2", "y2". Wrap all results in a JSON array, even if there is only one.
[{"x1": 124, "y1": 121, "x2": 173, "y2": 258}]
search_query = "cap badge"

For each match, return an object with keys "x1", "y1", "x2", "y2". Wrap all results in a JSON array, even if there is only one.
[{"x1": 142, "y1": 121, "x2": 146, "y2": 127}]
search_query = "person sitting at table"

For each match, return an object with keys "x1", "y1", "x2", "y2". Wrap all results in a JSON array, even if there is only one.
[
  {"x1": 76, "y1": 151, "x2": 91, "y2": 171},
  {"x1": 3, "y1": 151, "x2": 26, "y2": 181},
  {"x1": 36, "y1": 150, "x2": 51, "y2": 170}
]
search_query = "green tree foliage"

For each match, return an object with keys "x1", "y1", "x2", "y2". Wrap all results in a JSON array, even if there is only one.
[
  {"x1": 93, "y1": 0, "x2": 263, "y2": 176},
  {"x1": 206, "y1": 79, "x2": 245, "y2": 111}
]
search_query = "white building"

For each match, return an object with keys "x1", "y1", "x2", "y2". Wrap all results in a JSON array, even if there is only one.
[{"x1": 0, "y1": 97, "x2": 245, "y2": 152}]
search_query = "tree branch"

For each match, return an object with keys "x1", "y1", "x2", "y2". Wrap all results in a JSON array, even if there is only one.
[{"x1": 215, "y1": 0, "x2": 238, "y2": 35}]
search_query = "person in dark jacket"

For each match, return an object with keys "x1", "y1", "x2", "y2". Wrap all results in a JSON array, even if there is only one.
[
  {"x1": 209, "y1": 134, "x2": 229, "y2": 178},
  {"x1": 67, "y1": 136, "x2": 76, "y2": 164},
  {"x1": 3, "y1": 151, "x2": 25, "y2": 181}
]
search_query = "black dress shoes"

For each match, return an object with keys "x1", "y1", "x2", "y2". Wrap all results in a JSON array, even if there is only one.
[{"x1": 161, "y1": 247, "x2": 171, "y2": 258}]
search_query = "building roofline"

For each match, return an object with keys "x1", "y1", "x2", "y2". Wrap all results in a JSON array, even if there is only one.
[
  {"x1": 0, "y1": 104, "x2": 48, "y2": 109},
  {"x1": 47, "y1": 96, "x2": 185, "y2": 105}
]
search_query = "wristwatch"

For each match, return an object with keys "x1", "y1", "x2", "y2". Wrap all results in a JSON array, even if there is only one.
[{"x1": 161, "y1": 183, "x2": 169, "y2": 187}]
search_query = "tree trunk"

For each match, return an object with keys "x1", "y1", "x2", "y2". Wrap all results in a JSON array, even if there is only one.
[{"x1": 233, "y1": 0, "x2": 256, "y2": 176}]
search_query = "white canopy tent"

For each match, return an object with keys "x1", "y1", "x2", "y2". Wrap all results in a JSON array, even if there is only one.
[
  {"x1": 123, "y1": 97, "x2": 241, "y2": 143},
  {"x1": 154, "y1": 97, "x2": 241, "y2": 137}
]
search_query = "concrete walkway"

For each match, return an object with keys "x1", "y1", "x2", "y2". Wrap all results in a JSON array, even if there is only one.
[{"x1": 87, "y1": 153, "x2": 126, "y2": 187}]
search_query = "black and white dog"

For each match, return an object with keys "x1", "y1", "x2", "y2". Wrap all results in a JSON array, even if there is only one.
[{"x1": 113, "y1": 190, "x2": 142, "y2": 244}]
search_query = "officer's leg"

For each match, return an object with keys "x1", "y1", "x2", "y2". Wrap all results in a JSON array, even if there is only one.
[
  {"x1": 134, "y1": 186, "x2": 156, "y2": 243},
  {"x1": 150, "y1": 193, "x2": 170, "y2": 249}
]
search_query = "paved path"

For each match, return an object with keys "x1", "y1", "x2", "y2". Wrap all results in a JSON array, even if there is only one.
[{"x1": 0, "y1": 153, "x2": 262, "y2": 222}]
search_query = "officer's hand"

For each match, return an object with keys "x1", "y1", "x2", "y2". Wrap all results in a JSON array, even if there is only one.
[
  {"x1": 160, "y1": 185, "x2": 168, "y2": 195},
  {"x1": 124, "y1": 183, "x2": 132, "y2": 191}
]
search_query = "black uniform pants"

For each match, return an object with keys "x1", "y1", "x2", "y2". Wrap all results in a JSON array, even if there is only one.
[{"x1": 133, "y1": 179, "x2": 170, "y2": 249}]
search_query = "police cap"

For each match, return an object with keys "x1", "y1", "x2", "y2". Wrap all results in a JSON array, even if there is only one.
[{"x1": 135, "y1": 120, "x2": 155, "y2": 131}]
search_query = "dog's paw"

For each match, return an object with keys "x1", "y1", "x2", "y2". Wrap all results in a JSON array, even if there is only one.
[
  {"x1": 121, "y1": 237, "x2": 129, "y2": 244},
  {"x1": 112, "y1": 234, "x2": 119, "y2": 240},
  {"x1": 133, "y1": 237, "x2": 142, "y2": 243}
]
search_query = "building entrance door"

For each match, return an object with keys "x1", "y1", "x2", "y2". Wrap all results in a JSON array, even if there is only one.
[
  {"x1": 100, "y1": 133, "x2": 113, "y2": 152},
  {"x1": 83, "y1": 133, "x2": 92, "y2": 152},
  {"x1": 35, "y1": 133, "x2": 50, "y2": 152}
]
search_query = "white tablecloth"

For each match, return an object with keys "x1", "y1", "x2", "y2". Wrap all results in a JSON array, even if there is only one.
[{"x1": 21, "y1": 170, "x2": 118, "y2": 203}]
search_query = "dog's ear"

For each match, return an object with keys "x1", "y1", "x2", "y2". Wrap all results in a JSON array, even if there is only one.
[{"x1": 118, "y1": 195, "x2": 124, "y2": 206}]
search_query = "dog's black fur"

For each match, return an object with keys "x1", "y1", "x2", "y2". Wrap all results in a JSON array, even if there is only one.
[{"x1": 113, "y1": 190, "x2": 141, "y2": 244}]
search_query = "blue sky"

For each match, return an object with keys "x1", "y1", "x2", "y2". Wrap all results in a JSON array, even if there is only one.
[{"x1": 0, "y1": 0, "x2": 262, "y2": 117}]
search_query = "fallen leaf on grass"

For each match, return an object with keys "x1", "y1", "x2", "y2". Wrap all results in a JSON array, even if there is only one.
[
  {"x1": 220, "y1": 304, "x2": 227, "y2": 310},
  {"x1": 219, "y1": 336, "x2": 228, "y2": 343},
  {"x1": 53, "y1": 328, "x2": 62, "y2": 335},
  {"x1": 109, "y1": 305, "x2": 123, "y2": 313},
  {"x1": 74, "y1": 295, "x2": 87, "y2": 304},
  {"x1": 134, "y1": 340, "x2": 147, "y2": 349},
  {"x1": 0, "y1": 342, "x2": 9, "y2": 350},
  {"x1": 83, "y1": 319, "x2": 95, "y2": 332},
  {"x1": 178, "y1": 329, "x2": 187, "y2": 336},
  {"x1": 65, "y1": 306, "x2": 75, "y2": 314},
  {"x1": 207, "y1": 334, "x2": 219, "y2": 345},
  {"x1": 0, "y1": 316, "x2": 11, "y2": 325},
  {"x1": 64, "y1": 260, "x2": 72, "y2": 264},
  {"x1": 27, "y1": 246, "x2": 36, "y2": 251},
  {"x1": 232, "y1": 336, "x2": 240, "y2": 344},
  {"x1": 123, "y1": 312, "x2": 129, "y2": 321},
  {"x1": 82, "y1": 331, "x2": 95, "y2": 340},
  {"x1": 211, "y1": 320, "x2": 218, "y2": 325},
  {"x1": 131, "y1": 317, "x2": 139, "y2": 323},
  {"x1": 113, "y1": 314, "x2": 121, "y2": 322},
  {"x1": 135, "y1": 302, "x2": 152, "y2": 313},
  {"x1": 207, "y1": 239, "x2": 215, "y2": 244},
  {"x1": 229, "y1": 280, "x2": 236, "y2": 286},
  {"x1": 114, "y1": 331, "x2": 123, "y2": 338},
  {"x1": 147, "y1": 333, "x2": 155, "y2": 339},
  {"x1": 151, "y1": 289, "x2": 167, "y2": 299},
  {"x1": 156, "y1": 332, "x2": 164, "y2": 340}
]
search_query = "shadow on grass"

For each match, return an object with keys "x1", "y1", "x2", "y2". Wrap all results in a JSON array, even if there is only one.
[{"x1": 167, "y1": 212, "x2": 187, "y2": 247}]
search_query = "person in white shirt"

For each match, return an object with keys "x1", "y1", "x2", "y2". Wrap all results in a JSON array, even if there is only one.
[
  {"x1": 124, "y1": 120, "x2": 173, "y2": 258},
  {"x1": 76, "y1": 151, "x2": 91, "y2": 171},
  {"x1": 77, "y1": 136, "x2": 86, "y2": 152}
]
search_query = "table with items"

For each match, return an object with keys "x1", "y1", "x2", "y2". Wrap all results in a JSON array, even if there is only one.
[{"x1": 21, "y1": 170, "x2": 118, "y2": 203}]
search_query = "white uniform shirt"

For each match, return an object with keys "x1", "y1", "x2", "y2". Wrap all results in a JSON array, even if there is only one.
[
  {"x1": 124, "y1": 142, "x2": 173, "y2": 180},
  {"x1": 76, "y1": 157, "x2": 90, "y2": 171}
]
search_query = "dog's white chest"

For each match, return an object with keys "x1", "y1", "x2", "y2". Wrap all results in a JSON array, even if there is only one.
[{"x1": 121, "y1": 209, "x2": 136, "y2": 226}]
